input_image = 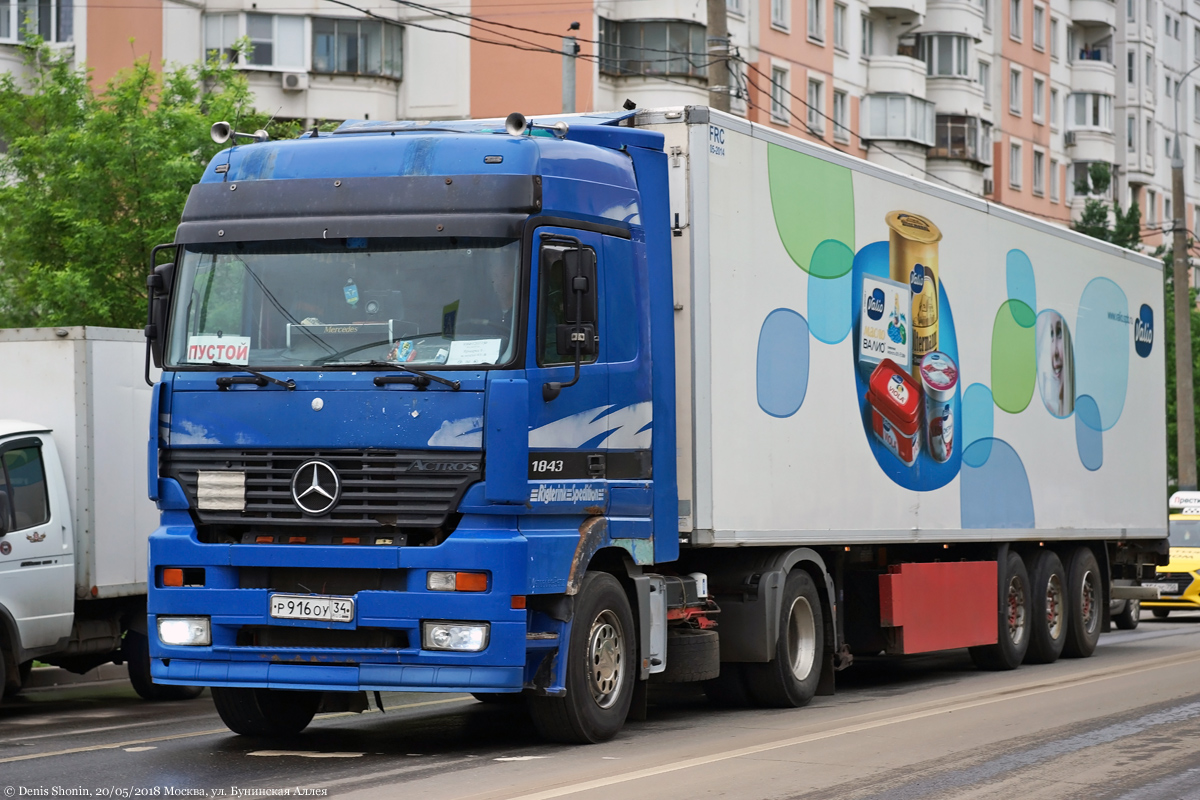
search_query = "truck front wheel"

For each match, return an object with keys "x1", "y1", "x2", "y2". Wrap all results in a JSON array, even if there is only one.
[
  {"x1": 527, "y1": 572, "x2": 635, "y2": 743},
  {"x1": 124, "y1": 631, "x2": 204, "y2": 701},
  {"x1": 211, "y1": 687, "x2": 322, "y2": 737},
  {"x1": 743, "y1": 570, "x2": 824, "y2": 708}
]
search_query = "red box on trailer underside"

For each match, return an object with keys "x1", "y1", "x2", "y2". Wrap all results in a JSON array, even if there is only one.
[{"x1": 879, "y1": 561, "x2": 998, "y2": 653}]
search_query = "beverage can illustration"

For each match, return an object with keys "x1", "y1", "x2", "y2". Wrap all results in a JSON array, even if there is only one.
[
  {"x1": 886, "y1": 211, "x2": 943, "y2": 379},
  {"x1": 866, "y1": 358, "x2": 923, "y2": 467},
  {"x1": 919, "y1": 351, "x2": 958, "y2": 463},
  {"x1": 858, "y1": 275, "x2": 911, "y2": 373}
]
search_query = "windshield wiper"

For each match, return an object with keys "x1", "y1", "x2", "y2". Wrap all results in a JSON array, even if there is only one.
[
  {"x1": 354, "y1": 360, "x2": 461, "y2": 390},
  {"x1": 211, "y1": 361, "x2": 297, "y2": 390}
]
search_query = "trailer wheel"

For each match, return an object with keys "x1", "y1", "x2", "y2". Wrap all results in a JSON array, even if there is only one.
[
  {"x1": 211, "y1": 687, "x2": 321, "y2": 737},
  {"x1": 1152, "y1": 608, "x2": 1171, "y2": 619},
  {"x1": 124, "y1": 631, "x2": 204, "y2": 701},
  {"x1": 969, "y1": 551, "x2": 1031, "y2": 670},
  {"x1": 1024, "y1": 550, "x2": 1068, "y2": 664},
  {"x1": 1113, "y1": 599, "x2": 1140, "y2": 630},
  {"x1": 527, "y1": 572, "x2": 635, "y2": 743},
  {"x1": 743, "y1": 570, "x2": 824, "y2": 708},
  {"x1": 1062, "y1": 546, "x2": 1102, "y2": 658}
]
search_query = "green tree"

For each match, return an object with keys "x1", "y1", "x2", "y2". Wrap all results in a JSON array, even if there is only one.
[
  {"x1": 1070, "y1": 163, "x2": 1142, "y2": 249},
  {"x1": 0, "y1": 40, "x2": 289, "y2": 328}
]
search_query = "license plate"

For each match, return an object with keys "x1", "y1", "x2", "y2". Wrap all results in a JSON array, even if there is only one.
[
  {"x1": 270, "y1": 594, "x2": 355, "y2": 622},
  {"x1": 1144, "y1": 582, "x2": 1179, "y2": 594}
]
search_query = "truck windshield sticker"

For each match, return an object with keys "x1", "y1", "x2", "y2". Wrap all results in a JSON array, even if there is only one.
[
  {"x1": 187, "y1": 335, "x2": 252, "y2": 365},
  {"x1": 447, "y1": 338, "x2": 501, "y2": 365}
]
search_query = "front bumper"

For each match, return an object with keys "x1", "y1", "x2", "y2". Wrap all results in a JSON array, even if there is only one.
[{"x1": 148, "y1": 511, "x2": 563, "y2": 694}]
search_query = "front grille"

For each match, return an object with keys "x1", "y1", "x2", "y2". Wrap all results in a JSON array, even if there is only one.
[
  {"x1": 163, "y1": 449, "x2": 481, "y2": 527},
  {"x1": 236, "y1": 626, "x2": 407, "y2": 650},
  {"x1": 239, "y1": 567, "x2": 404, "y2": 594},
  {"x1": 1154, "y1": 572, "x2": 1197, "y2": 597}
]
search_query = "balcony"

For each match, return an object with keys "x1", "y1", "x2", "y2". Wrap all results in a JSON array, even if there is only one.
[
  {"x1": 926, "y1": 76, "x2": 985, "y2": 116},
  {"x1": 1066, "y1": 129, "x2": 1116, "y2": 162},
  {"x1": 923, "y1": 0, "x2": 985, "y2": 40},
  {"x1": 1070, "y1": 0, "x2": 1116, "y2": 27},
  {"x1": 868, "y1": 0, "x2": 926, "y2": 17},
  {"x1": 868, "y1": 55, "x2": 927, "y2": 97},
  {"x1": 929, "y1": 114, "x2": 992, "y2": 164},
  {"x1": 862, "y1": 93, "x2": 937, "y2": 146},
  {"x1": 1070, "y1": 59, "x2": 1116, "y2": 95}
]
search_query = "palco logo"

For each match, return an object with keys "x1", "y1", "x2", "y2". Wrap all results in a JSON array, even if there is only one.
[{"x1": 290, "y1": 460, "x2": 341, "y2": 516}]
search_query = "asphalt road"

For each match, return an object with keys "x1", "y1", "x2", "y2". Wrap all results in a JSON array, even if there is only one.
[{"x1": 3, "y1": 613, "x2": 1200, "y2": 800}]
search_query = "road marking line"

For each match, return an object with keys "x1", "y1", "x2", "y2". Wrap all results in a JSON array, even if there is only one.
[
  {"x1": 123, "y1": 747, "x2": 157, "y2": 753},
  {"x1": 495, "y1": 756, "x2": 550, "y2": 762},
  {"x1": 508, "y1": 650, "x2": 1200, "y2": 800},
  {"x1": 0, "y1": 695, "x2": 475, "y2": 764},
  {"x1": 248, "y1": 750, "x2": 364, "y2": 758}
]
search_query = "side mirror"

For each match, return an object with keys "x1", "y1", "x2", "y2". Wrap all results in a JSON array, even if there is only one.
[
  {"x1": 0, "y1": 491, "x2": 10, "y2": 536},
  {"x1": 144, "y1": 244, "x2": 177, "y2": 385},
  {"x1": 559, "y1": 248, "x2": 597, "y2": 325}
]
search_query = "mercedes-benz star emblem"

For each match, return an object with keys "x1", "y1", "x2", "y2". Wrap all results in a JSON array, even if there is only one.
[{"x1": 291, "y1": 460, "x2": 341, "y2": 516}]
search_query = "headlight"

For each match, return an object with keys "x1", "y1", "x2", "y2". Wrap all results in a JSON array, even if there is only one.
[
  {"x1": 422, "y1": 621, "x2": 489, "y2": 652},
  {"x1": 157, "y1": 616, "x2": 211, "y2": 646}
]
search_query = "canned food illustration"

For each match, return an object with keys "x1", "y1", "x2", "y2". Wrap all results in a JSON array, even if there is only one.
[
  {"x1": 919, "y1": 351, "x2": 958, "y2": 463},
  {"x1": 886, "y1": 211, "x2": 943, "y2": 378},
  {"x1": 867, "y1": 358, "x2": 923, "y2": 467}
]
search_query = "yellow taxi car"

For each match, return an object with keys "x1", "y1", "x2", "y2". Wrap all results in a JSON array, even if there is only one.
[{"x1": 1143, "y1": 514, "x2": 1200, "y2": 618}]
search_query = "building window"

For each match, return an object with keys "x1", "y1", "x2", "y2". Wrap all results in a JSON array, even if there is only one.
[
  {"x1": 1033, "y1": 76, "x2": 1045, "y2": 121},
  {"x1": 1147, "y1": 190, "x2": 1156, "y2": 224},
  {"x1": 312, "y1": 18, "x2": 402, "y2": 78},
  {"x1": 1033, "y1": 5, "x2": 1045, "y2": 49},
  {"x1": 1128, "y1": 115, "x2": 1136, "y2": 150},
  {"x1": 983, "y1": 0, "x2": 992, "y2": 31},
  {"x1": 808, "y1": 0, "x2": 824, "y2": 40},
  {"x1": 920, "y1": 34, "x2": 971, "y2": 77},
  {"x1": 1195, "y1": 27, "x2": 1200, "y2": 62},
  {"x1": 1033, "y1": 150, "x2": 1045, "y2": 195},
  {"x1": 861, "y1": 15, "x2": 874, "y2": 57},
  {"x1": 1166, "y1": 75, "x2": 1172, "y2": 97},
  {"x1": 772, "y1": 0, "x2": 789, "y2": 29},
  {"x1": 1127, "y1": 49, "x2": 1135, "y2": 83},
  {"x1": 1147, "y1": 119, "x2": 1154, "y2": 160},
  {"x1": 1010, "y1": 68, "x2": 1022, "y2": 114},
  {"x1": 1010, "y1": 0, "x2": 1022, "y2": 40},
  {"x1": 1068, "y1": 93, "x2": 1113, "y2": 131},
  {"x1": 980, "y1": 61, "x2": 991, "y2": 105},
  {"x1": 245, "y1": 14, "x2": 306, "y2": 69},
  {"x1": 1050, "y1": 158, "x2": 1059, "y2": 202},
  {"x1": 597, "y1": 19, "x2": 708, "y2": 78},
  {"x1": 1166, "y1": 197, "x2": 1172, "y2": 225},
  {"x1": 1194, "y1": 85, "x2": 1200, "y2": 121},
  {"x1": 1010, "y1": 142, "x2": 1022, "y2": 187},
  {"x1": 932, "y1": 114, "x2": 992, "y2": 163},
  {"x1": 1166, "y1": 135, "x2": 1172, "y2": 159},
  {"x1": 204, "y1": 13, "x2": 238, "y2": 63},
  {"x1": 863, "y1": 94, "x2": 936, "y2": 145},
  {"x1": 1128, "y1": 0, "x2": 1135, "y2": 21},
  {"x1": 1194, "y1": 145, "x2": 1200, "y2": 181},
  {"x1": 1050, "y1": 87, "x2": 1059, "y2": 128},
  {"x1": 727, "y1": 0, "x2": 744, "y2": 14},
  {"x1": 834, "y1": 3, "x2": 847, "y2": 49},
  {"x1": 0, "y1": 0, "x2": 72, "y2": 42},
  {"x1": 808, "y1": 78, "x2": 825, "y2": 131},
  {"x1": 833, "y1": 89, "x2": 849, "y2": 140},
  {"x1": 1050, "y1": 17, "x2": 1059, "y2": 59},
  {"x1": 1147, "y1": 54, "x2": 1153, "y2": 96},
  {"x1": 770, "y1": 67, "x2": 789, "y2": 122}
]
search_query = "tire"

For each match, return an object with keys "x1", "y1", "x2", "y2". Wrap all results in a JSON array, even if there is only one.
[
  {"x1": 124, "y1": 631, "x2": 204, "y2": 701},
  {"x1": 1024, "y1": 550, "x2": 1068, "y2": 665},
  {"x1": 527, "y1": 572, "x2": 636, "y2": 743},
  {"x1": 1062, "y1": 546, "x2": 1103, "y2": 658},
  {"x1": 0, "y1": 647, "x2": 6, "y2": 707},
  {"x1": 650, "y1": 629, "x2": 720, "y2": 684},
  {"x1": 969, "y1": 551, "x2": 1031, "y2": 671},
  {"x1": 743, "y1": 570, "x2": 825, "y2": 708},
  {"x1": 1152, "y1": 608, "x2": 1171, "y2": 619},
  {"x1": 2, "y1": 660, "x2": 31, "y2": 698},
  {"x1": 1113, "y1": 599, "x2": 1140, "y2": 630},
  {"x1": 705, "y1": 663, "x2": 753, "y2": 707},
  {"x1": 211, "y1": 687, "x2": 322, "y2": 737},
  {"x1": 471, "y1": 692, "x2": 525, "y2": 704}
]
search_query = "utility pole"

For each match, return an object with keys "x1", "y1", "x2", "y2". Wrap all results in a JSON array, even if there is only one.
[
  {"x1": 1172, "y1": 139, "x2": 1197, "y2": 490},
  {"x1": 563, "y1": 22, "x2": 580, "y2": 114},
  {"x1": 707, "y1": 0, "x2": 730, "y2": 112}
]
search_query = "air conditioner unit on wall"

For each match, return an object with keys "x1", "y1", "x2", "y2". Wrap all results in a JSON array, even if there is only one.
[
  {"x1": 282, "y1": 72, "x2": 309, "y2": 91},
  {"x1": 1064, "y1": 131, "x2": 1076, "y2": 147},
  {"x1": 983, "y1": 178, "x2": 994, "y2": 195}
]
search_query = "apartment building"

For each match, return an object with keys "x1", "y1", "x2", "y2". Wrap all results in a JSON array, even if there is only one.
[{"x1": 5, "y1": 0, "x2": 1196, "y2": 248}]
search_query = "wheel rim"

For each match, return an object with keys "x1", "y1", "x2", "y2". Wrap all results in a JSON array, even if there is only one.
[
  {"x1": 587, "y1": 609, "x2": 624, "y2": 709},
  {"x1": 1007, "y1": 575, "x2": 1027, "y2": 645},
  {"x1": 1045, "y1": 573, "x2": 1064, "y2": 640},
  {"x1": 1079, "y1": 570, "x2": 1097, "y2": 634},
  {"x1": 786, "y1": 596, "x2": 818, "y2": 682},
  {"x1": 1130, "y1": 599, "x2": 1140, "y2": 621}
]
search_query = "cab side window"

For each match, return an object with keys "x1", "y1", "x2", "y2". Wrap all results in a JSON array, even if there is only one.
[
  {"x1": 538, "y1": 244, "x2": 599, "y2": 366},
  {"x1": 2, "y1": 445, "x2": 50, "y2": 531}
]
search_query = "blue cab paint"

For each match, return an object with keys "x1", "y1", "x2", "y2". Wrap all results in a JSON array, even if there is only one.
[{"x1": 147, "y1": 113, "x2": 677, "y2": 696}]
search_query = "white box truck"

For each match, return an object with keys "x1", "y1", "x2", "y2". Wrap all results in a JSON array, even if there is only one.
[{"x1": 0, "y1": 326, "x2": 198, "y2": 701}]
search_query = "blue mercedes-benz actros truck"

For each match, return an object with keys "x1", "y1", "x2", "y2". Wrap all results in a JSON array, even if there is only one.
[{"x1": 146, "y1": 107, "x2": 1167, "y2": 743}]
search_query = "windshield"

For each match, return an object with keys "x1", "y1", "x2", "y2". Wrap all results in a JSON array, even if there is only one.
[
  {"x1": 1169, "y1": 517, "x2": 1200, "y2": 548},
  {"x1": 166, "y1": 237, "x2": 521, "y2": 369}
]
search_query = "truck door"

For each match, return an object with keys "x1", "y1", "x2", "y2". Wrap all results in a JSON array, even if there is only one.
[
  {"x1": 0, "y1": 437, "x2": 74, "y2": 651},
  {"x1": 525, "y1": 227, "x2": 612, "y2": 489}
]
